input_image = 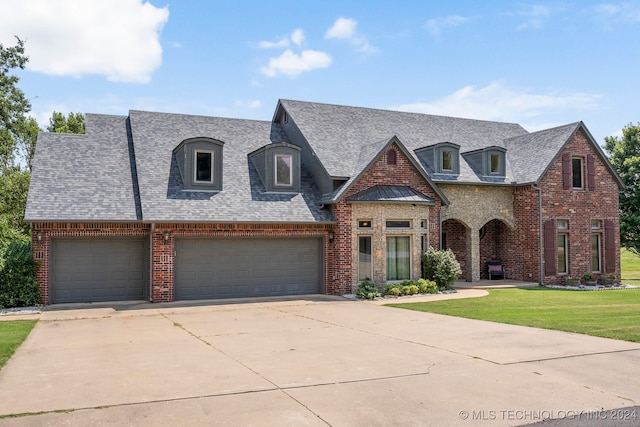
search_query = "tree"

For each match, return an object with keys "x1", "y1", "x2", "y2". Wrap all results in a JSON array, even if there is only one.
[
  {"x1": 604, "y1": 123, "x2": 640, "y2": 254},
  {"x1": 0, "y1": 37, "x2": 31, "y2": 173},
  {"x1": 47, "y1": 112, "x2": 85, "y2": 134}
]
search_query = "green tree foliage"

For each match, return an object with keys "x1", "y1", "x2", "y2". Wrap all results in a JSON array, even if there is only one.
[
  {"x1": 47, "y1": 111, "x2": 85, "y2": 134},
  {"x1": 0, "y1": 37, "x2": 31, "y2": 173},
  {"x1": 422, "y1": 247, "x2": 461, "y2": 290},
  {"x1": 0, "y1": 242, "x2": 39, "y2": 308},
  {"x1": 605, "y1": 123, "x2": 640, "y2": 254}
]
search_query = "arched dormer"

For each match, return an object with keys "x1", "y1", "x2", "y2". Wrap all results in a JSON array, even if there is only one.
[
  {"x1": 415, "y1": 142, "x2": 460, "y2": 175},
  {"x1": 249, "y1": 142, "x2": 301, "y2": 193},
  {"x1": 173, "y1": 137, "x2": 224, "y2": 191}
]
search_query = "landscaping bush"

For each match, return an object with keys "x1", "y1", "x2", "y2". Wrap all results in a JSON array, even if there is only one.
[
  {"x1": 0, "y1": 242, "x2": 40, "y2": 309},
  {"x1": 402, "y1": 284, "x2": 419, "y2": 295},
  {"x1": 422, "y1": 247, "x2": 461, "y2": 290},
  {"x1": 356, "y1": 280, "x2": 381, "y2": 300},
  {"x1": 417, "y1": 278, "x2": 438, "y2": 294},
  {"x1": 385, "y1": 284, "x2": 402, "y2": 296}
]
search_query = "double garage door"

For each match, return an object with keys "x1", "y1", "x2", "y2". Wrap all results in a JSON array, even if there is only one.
[
  {"x1": 175, "y1": 238, "x2": 323, "y2": 300},
  {"x1": 50, "y1": 237, "x2": 323, "y2": 303}
]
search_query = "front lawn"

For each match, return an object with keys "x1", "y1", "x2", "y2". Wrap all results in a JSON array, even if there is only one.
[
  {"x1": 386, "y1": 287, "x2": 640, "y2": 342},
  {"x1": 0, "y1": 320, "x2": 37, "y2": 370},
  {"x1": 621, "y1": 248, "x2": 640, "y2": 285}
]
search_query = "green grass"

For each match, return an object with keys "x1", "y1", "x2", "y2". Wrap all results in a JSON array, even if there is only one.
[
  {"x1": 621, "y1": 248, "x2": 640, "y2": 285},
  {"x1": 0, "y1": 320, "x2": 37, "y2": 370},
  {"x1": 387, "y1": 287, "x2": 640, "y2": 342}
]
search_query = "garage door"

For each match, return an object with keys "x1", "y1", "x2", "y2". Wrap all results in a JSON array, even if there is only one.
[
  {"x1": 175, "y1": 238, "x2": 323, "y2": 300},
  {"x1": 51, "y1": 239, "x2": 147, "y2": 303}
]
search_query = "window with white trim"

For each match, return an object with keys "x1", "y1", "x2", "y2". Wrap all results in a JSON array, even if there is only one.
[
  {"x1": 572, "y1": 157, "x2": 584, "y2": 189},
  {"x1": 387, "y1": 236, "x2": 411, "y2": 281}
]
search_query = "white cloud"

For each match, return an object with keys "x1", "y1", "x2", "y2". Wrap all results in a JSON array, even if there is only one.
[
  {"x1": 392, "y1": 81, "x2": 602, "y2": 130},
  {"x1": 235, "y1": 99, "x2": 262, "y2": 109},
  {"x1": 291, "y1": 28, "x2": 304, "y2": 45},
  {"x1": 0, "y1": 0, "x2": 169, "y2": 83},
  {"x1": 325, "y1": 17, "x2": 357, "y2": 39},
  {"x1": 514, "y1": 4, "x2": 551, "y2": 30},
  {"x1": 258, "y1": 28, "x2": 305, "y2": 49},
  {"x1": 325, "y1": 17, "x2": 378, "y2": 54},
  {"x1": 260, "y1": 49, "x2": 332, "y2": 78},
  {"x1": 593, "y1": 2, "x2": 640, "y2": 22},
  {"x1": 425, "y1": 15, "x2": 470, "y2": 36}
]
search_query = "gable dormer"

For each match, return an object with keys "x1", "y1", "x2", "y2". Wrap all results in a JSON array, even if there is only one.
[
  {"x1": 173, "y1": 137, "x2": 224, "y2": 191},
  {"x1": 463, "y1": 146, "x2": 506, "y2": 177},
  {"x1": 415, "y1": 142, "x2": 460, "y2": 175},
  {"x1": 249, "y1": 142, "x2": 301, "y2": 193}
]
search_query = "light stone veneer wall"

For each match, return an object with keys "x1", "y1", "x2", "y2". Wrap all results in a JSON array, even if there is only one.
[
  {"x1": 439, "y1": 184, "x2": 515, "y2": 281},
  {"x1": 351, "y1": 203, "x2": 431, "y2": 290}
]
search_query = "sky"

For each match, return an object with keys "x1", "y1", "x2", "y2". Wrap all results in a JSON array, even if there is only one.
[{"x1": 1, "y1": 0, "x2": 639, "y2": 145}]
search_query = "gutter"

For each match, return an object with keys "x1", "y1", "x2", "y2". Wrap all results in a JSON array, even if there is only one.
[
  {"x1": 532, "y1": 184, "x2": 543, "y2": 284},
  {"x1": 149, "y1": 223, "x2": 155, "y2": 302}
]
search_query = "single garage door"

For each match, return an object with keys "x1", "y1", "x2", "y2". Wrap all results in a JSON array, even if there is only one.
[
  {"x1": 175, "y1": 238, "x2": 323, "y2": 300},
  {"x1": 51, "y1": 238, "x2": 147, "y2": 303}
]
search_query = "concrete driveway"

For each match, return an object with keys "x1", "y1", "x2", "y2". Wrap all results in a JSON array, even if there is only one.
[{"x1": 0, "y1": 290, "x2": 639, "y2": 426}]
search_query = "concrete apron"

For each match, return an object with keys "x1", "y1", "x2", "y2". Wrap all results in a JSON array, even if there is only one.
[{"x1": 0, "y1": 290, "x2": 638, "y2": 426}]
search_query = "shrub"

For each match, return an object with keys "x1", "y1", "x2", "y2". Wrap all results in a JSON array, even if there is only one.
[
  {"x1": 356, "y1": 280, "x2": 381, "y2": 300},
  {"x1": 0, "y1": 242, "x2": 40, "y2": 309},
  {"x1": 422, "y1": 247, "x2": 461, "y2": 290},
  {"x1": 417, "y1": 278, "x2": 438, "y2": 294},
  {"x1": 385, "y1": 285, "x2": 402, "y2": 296},
  {"x1": 402, "y1": 284, "x2": 419, "y2": 295}
]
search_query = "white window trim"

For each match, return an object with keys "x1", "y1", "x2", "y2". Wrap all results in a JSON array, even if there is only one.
[
  {"x1": 274, "y1": 153, "x2": 293, "y2": 187},
  {"x1": 194, "y1": 150, "x2": 214, "y2": 184},
  {"x1": 441, "y1": 150, "x2": 453, "y2": 172}
]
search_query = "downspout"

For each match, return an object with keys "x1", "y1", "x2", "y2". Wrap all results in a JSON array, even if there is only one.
[
  {"x1": 439, "y1": 207, "x2": 443, "y2": 250},
  {"x1": 532, "y1": 184, "x2": 543, "y2": 284},
  {"x1": 149, "y1": 223, "x2": 155, "y2": 302}
]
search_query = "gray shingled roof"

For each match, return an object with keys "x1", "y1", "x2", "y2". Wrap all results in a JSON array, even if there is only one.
[
  {"x1": 129, "y1": 110, "x2": 332, "y2": 223},
  {"x1": 346, "y1": 185, "x2": 435, "y2": 204},
  {"x1": 505, "y1": 122, "x2": 581, "y2": 184},
  {"x1": 279, "y1": 99, "x2": 529, "y2": 184},
  {"x1": 25, "y1": 114, "x2": 141, "y2": 221}
]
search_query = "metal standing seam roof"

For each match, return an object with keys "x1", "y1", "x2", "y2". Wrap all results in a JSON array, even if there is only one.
[{"x1": 346, "y1": 185, "x2": 436, "y2": 204}]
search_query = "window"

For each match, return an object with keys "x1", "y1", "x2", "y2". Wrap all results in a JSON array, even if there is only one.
[
  {"x1": 387, "y1": 236, "x2": 410, "y2": 280},
  {"x1": 386, "y1": 220, "x2": 411, "y2": 229},
  {"x1": 194, "y1": 150, "x2": 213, "y2": 183},
  {"x1": 557, "y1": 219, "x2": 568, "y2": 230},
  {"x1": 442, "y1": 150, "x2": 453, "y2": 171},
  {"x1": 358, "y1": 220, "x2": 372, "y2": 229},
  {"x1": 591, "y1": 220, "x2": 602, "y2": 230},
  {"x1": 591, "y1": 233, "x2": 601, "y2": 272},
  {"x1": 274, "y1": 154, "x2": 292, "y2": 186},
  {"x1": 490, "y1": 153, "x2": 500, "y2": 174},
  {"x1": 557, "y1": 233, "x2": 568, "y2": 274},
  {"x1": 387, "y1": 149, "x2": 397, "y2": 165},
  {"x1": 572, "y1": 157, "x2": 583, "y2": 189},
  {"x1": 359, "y1": 236, "x2": 372, "y2": 281}
]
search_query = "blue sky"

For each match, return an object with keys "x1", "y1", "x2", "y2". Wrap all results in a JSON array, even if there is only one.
[{"x1": 1, "y1": 0, "x2": 639, "y2": 145}]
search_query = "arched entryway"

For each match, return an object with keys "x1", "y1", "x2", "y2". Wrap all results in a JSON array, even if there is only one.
[{"x1": 479, "y1": 219, "x2": 510, "y2": 279}]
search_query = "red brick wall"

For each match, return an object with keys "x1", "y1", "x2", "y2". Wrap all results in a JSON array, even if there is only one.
[
  {"x1": 32, "y1": 222, "x2": 334, "y2": 304},
  {"x1": 501, "y1": 129, "x2": 620, "y2": 285},
  {"x1": 442, "y1": 219, "x2": 467, "y2": 278},
  {"x1": 331, "y1": 143, "x2": 445, "y2": 292}
]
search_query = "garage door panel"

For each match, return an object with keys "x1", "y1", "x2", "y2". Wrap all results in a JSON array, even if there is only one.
[
  {"x1": 175, "y1": 238, "x2": 322, "y2": 300},
  {"x1": 51, "y1": 239, "x2": 146, "y2": 304}
]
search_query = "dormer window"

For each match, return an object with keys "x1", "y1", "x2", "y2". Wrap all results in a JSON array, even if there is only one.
[
  {"x1": 442, "y1": 150, "x2": 453, "y2": 171},
  {"x1": 173, "y1": 137, "x2": 224, "y2": 192},
  {"x1": 484, "y1": 148, "x2": 505, "y2": 176},
  {"x1": 414, "y1": 142, "x2": 460, "y2": 175},
  {"x1": 195, "y1": 150, "x2": 214, "y2": 183},
  {"x1": 249, "y1": 142, "x2": 301, "y2": 193},
  {"x1": 275, "y1": 154, "x2": 293, "y2": 187}
]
